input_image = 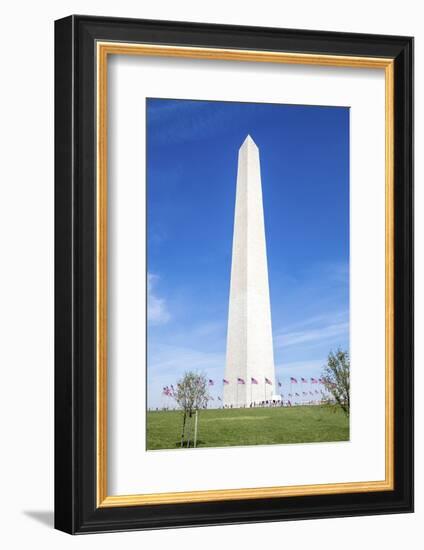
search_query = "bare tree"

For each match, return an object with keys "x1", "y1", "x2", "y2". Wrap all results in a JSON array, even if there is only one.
[
  {"x1": 170, "y1": 372, "x2": 210, "y2": 447},
  {"x1": 321, "y1": 349, "x2": 350, "y2": 416}
]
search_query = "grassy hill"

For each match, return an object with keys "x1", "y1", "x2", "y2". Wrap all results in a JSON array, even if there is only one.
[{"x1": 146, "y1": 405, "x2": 349, "y2": 450}]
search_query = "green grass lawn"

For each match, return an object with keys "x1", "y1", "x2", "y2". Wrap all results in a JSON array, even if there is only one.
[{"x1": 146, "y1": 405, "x2": 349, "y2": 450}]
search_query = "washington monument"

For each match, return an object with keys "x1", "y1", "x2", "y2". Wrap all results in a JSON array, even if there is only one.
[{"x1": 223, "y1": 135, "x2": 276, "y2": 407}]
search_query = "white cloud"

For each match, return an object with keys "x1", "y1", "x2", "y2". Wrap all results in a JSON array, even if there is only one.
[
  {"x1": 275, "y1": 359, "x2": 326, "y2": 379},
  {"x1": 149, "y1": 345, "x2": 224, "y2": 376},
  {"x1": 147, "y1": 273, "x2": 170, "y2": 325},
  {"x1": 147, "y1": 345, "x2": 225, "y2": 408},
  {"x1": 274, "y1": 312, "x2": 349, "y2": 349}
]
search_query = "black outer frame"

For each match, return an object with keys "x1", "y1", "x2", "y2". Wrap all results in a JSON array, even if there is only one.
[{"x1": 54, "y1": 15, "x2": 414, "y2": 534}]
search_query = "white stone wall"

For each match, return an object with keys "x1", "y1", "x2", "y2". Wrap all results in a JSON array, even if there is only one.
[{"x1": 223, "y1": 136, "x2": 276, "y2": 407}]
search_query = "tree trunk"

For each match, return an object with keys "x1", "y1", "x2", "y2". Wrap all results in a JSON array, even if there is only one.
[
  {"x1": 193, "y1": 410, "x2": 198, "y2": 448},
  {"x1": 180, "y1": 411, "x2": 187, "y2": 448},
  {"x1": 186, "y1": 412, "x2": 192, "y2": 448}
]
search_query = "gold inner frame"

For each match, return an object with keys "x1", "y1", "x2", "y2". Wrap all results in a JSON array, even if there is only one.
[{"x1": 96, "y1": 42, "x2": 395, "y2": 508}]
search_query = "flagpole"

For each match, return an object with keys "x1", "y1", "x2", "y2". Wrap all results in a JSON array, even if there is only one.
[
  {"x1": 250, "y1": 380, "x2": 252, "y2": 405},
  {"x1": 193, "y1": 410, "x2": 198, "y2": 448}
]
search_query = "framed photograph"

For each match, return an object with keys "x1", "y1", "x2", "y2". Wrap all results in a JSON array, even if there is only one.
[{"x1": 55, "y1": 15, "x2": 413, "y2": 534}]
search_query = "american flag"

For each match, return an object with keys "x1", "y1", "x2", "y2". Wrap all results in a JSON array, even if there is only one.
[
  {"x1": 223, "y1": 379, "x2": 229, "y2": 385},
  {"x1": 311, "y1": 377, "x2": 318, "y2": 384},
  {"x1": 208, "y1": 379, "x2": 214, "y2": 386},
  {"x1": 162, "y1": 386, "x2": 172, "y2": 396},
  {"x1": 251, "y1": 377, "x2": 258, "y2": 384},
  {"x1": 288, "y1": 393, "x2": 292, "y2": 397},
  {"x1": 301, "y1": 377, "x2": 307, "y2": 383},
  {"x1": 290, "y1": 377, "x2": 298, "y2": 383},
  {"x1": 278, "y1": 380, "x2": 282, "y2": 387},
  {"x1": 315, "y1": 390, "x2": 319, "y2": 394},
  {"x1": 302, "y1": 392, "x2": 307, "y2": 396},
  {"x1": 217, "y1": 396, "x2": 222, "y2": 401},
  {"x1": 265, "y1": 377, "x2": 272, "y2": 385},
  {"x1": 237, "y1": 377, "x2": 245, "y2": 385},
  {"x1": 309, "y1": 391, "x2": 313, "y2": 395}
]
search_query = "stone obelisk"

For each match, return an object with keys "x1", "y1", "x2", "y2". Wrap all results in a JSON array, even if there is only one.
[{"x1": 223, "y1": 135, "x2": 276, "y2": 408}]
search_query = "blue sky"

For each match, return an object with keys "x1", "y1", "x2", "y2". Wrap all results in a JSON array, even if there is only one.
[{"x1": 146, "y1": 98, "x2": 349, "y2": 408}]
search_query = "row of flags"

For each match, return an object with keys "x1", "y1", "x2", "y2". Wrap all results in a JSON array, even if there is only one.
[
  {"x1": 211, "y1": 377, "x2": 325, "y2": 386},
  {"x1": 163, "y1": 378, "x2": 333, "y2": 398},
  {"x1": 292, "y1": 377, "x2": 321, "y2": 384},
  {"x1": 229, "y1": 377, "x2": 274, "y2": 385},
  {"x1": 285, "y1": 390, "x2": 323, "y2": 397}
]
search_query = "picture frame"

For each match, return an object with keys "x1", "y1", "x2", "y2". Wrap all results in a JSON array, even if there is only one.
[{"x1": 54, "y1": 15, "x2": 413, "y2": 534}]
